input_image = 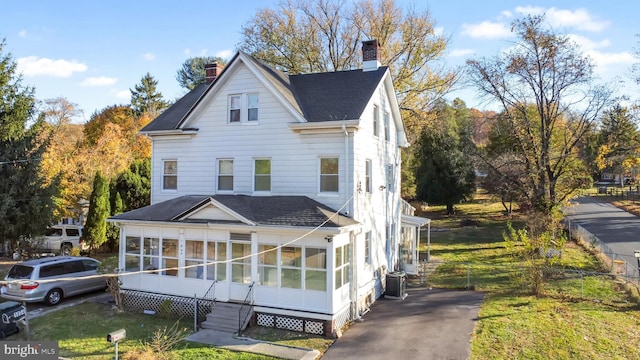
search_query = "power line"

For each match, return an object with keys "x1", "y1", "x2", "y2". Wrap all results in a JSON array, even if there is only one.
[{"x1": 3, "y1": 194, "x2": 355, "y2": 285}]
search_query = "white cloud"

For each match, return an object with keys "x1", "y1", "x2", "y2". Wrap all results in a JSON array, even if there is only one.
[
  {"x1": 143, "y1": 53, "x2": 155, "y2": 61},
  {"x1": 500, "y1": 10, "x2": 513, "y2": 18},
  {"x1": 568, "y1": 34, "x2": 610, "y2": 50},
  {"x1": 461, "y1": 21, "x2": 511, "y2": 39},
  {"x1": 18, "y1": 30, "x2": 27, "y2": 38},
  {"x1": 586, "y1": 50, "x2": 635, "y2": 69},
  {"x1": 80, "y1": 76, "x2": 117, "y2": 86},
  {"x1": 515, "y1": 6, "x2": 609, "y2": 32},
  {"x1": 17, "y1": 56, "x2": 87, "y2": 77},
  {"x1": 115, "y1": 90, "x2": 130, "y2": 99},
  {"x1": 215, "y1": 49, "x2": 233, "y2": 60},
  {"x1": 449, "y1": 48, "x2": 475, "y2": 58}
]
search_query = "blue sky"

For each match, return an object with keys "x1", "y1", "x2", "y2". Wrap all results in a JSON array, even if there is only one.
[{"x1": 3, "y1": 1, "x2": 639, "y2": 122}]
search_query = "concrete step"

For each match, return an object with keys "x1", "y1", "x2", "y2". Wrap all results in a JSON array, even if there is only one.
[{"x1": 200, "y1": 302, "x2": 253, "y2": 333}]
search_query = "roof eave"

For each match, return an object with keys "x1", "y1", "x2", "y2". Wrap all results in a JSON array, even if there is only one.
[
  {"x1": 288, "y1": 119, "x2": 360, "y2": 133},
  {"x1": 139, "y1": 129, "x2": 199, "y2": 137}
]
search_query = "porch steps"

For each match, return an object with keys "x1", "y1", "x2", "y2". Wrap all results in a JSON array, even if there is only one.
[{"x1": 201, "y1": 302, "x2": 252, "y2": 333}]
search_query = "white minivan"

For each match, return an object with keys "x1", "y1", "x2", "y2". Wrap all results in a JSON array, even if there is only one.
[{"x1": 26, "y1": 225, "x2": 88, "y2": 256}]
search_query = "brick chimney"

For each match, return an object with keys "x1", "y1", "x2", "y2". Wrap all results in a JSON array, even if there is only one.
[
  {"x1": 362, "y1": 39, "x2": 380, "y2": 72},
  {"x1": 205, "y1": 61, "x2": 224, "y2": 84}
]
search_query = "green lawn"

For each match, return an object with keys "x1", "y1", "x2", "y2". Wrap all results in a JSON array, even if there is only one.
[
  {"x1": 419, "y1": 194, "x2": 640, "y2": 360},
  {"x1": 11, "y1": 302, "x2": 274, "y2": 359}
]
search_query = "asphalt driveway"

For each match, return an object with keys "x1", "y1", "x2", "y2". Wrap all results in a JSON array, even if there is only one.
[{"x1": 322, "y1": 288, "x2": 485, "y2": 360}]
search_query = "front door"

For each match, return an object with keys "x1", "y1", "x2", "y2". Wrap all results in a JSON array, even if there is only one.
[
  {"x1": 400, "y1": 226, "x2": 418, "y2": 275},
  {"x1": 229, "y1": 241, "x2": 252, "y2": 301}
]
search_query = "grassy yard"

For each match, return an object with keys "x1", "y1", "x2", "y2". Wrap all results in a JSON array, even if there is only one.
[
  {"x1": 10, "y1": 302, "x2": 274, "y2": 359},
  {"x1": 419, "y1": 192, "x2": 640, "y2": 360}
]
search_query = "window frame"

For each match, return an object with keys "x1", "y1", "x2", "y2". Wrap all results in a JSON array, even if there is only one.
[
  {"x1": 257, "y1": 244, "x2": 278, "y2": 286},
  {"x1": 229, "y1": 95, "x2": 241, "y2": 123},
  {"x1": 162, "y1": 160, "x2": 177, "y2": 191},
  {"x1": 383, "y1": 111, "x2": 390, "y2": 141},
  {"x1": 386, "y1": 164, "x2": 394, "y2": 193},
  {"x1": 305, "y1": 247, "x2": 327, "y2": 291},
  {"x1": 254, "y1": 158, "x2": 272, "y2": 192},
  {"x1": 319, "y1": 157, "x2": 339, "y2": 193},
  {"x1": 335, "y1": 244, "x2": 351, "y2": 290},
  {"x1": 185, "y1": 239, "x2": 205, "y2": 279},
  {"x1": 280, "y1": 246, "x2": 302, "y2": 289},
  {"x1": 217, "y1": 159, "x2": 234, "y2": 192},
  {"x1": 373, "y1": 104, "x2": 379, "y2": 137},
  {"x1": 364, "y1": 231, "x2": 371, "y2": 265},
  {"x1": 206, "y1": 241, "x2": 227, "y2": 282},
  {"x1": 247, "y1": 93, "x2": 259, "y2": 121},
  {"x1": 365, "y1": 159, "x2": 372, "y2": 193}
]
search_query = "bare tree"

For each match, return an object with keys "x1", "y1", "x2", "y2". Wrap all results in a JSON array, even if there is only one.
[{"x1": 467, "y1": 14, "x2": 611, "y2": 217}]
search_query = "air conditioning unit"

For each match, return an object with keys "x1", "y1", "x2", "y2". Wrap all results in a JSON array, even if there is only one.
[{"x1": 385, "y1": 272, "x2": 407, "y2": 299}]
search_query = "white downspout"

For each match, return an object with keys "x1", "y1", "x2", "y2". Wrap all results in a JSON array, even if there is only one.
[{"x1": 343, "y1": 124, "x2": 350, "y2": 215}]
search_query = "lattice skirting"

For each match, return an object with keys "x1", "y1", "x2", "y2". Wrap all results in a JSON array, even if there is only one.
[
  {"x1": 255, "y1": 312, "x2": 327, "y2": 336},
  {"x1": 334, "y1": 305, "x2": 351, "y2": 332},
  {"x1": 121, "y1": 290, "x2": 213, "y2": 321}
]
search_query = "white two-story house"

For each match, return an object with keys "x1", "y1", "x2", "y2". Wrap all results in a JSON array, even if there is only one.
[{"x1": 110, "y1": 40, "x2": 429, "y2": 337}]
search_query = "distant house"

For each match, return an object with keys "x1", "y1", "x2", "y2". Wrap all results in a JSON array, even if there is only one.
[{"x1": 109, "y1": 40, "x2": 429, "y2": 337}]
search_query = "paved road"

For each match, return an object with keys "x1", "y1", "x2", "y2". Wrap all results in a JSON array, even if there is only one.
[
  {"x1": 566, "y1": 196, "x2": 640, "y2": 267},
  {"x1": 322, "y1": 288, "x2": 484, "y2": 360}
]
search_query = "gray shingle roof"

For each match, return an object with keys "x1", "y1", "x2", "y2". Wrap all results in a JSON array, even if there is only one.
[
  {"x1": 110, "y1": 195, "x2": 357, "y2": 228},
  {"x1": 140, "y1": 83, "x2": 208, "y2": 132},
  {"x1": 140, "y1": 52, "x2": 388, "y2": 132}
]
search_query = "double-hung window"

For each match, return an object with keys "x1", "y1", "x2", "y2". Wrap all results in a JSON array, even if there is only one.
[
  {"x1": 229, "y1": 95, "x2": 241, "y2": 122},
  {"x1": 320, "y1": 158, "x2": 339, "y2": 192},
  {"x1": 248, "y1": 94, "x2": 259, "y2": 121},
  {"x1": 258, "y1": 245, "x2": 277, "y2": 286},
  {"x1": 254, "y1": 159, "x2": 271, "y2": 192},
  {"x1": 335, "y1": 244, "x2": 350, "y2": 289},
  {"x1": 218, "y1": 159, "x2": 234, "y2": 191},
  {"x1": 373, "y1": 104, "x2": 379, "y2": 137},
  {"x1": 305, "y1": 248, "x2": 326, "y2": 291},
  {"x1": 185, "y1": 240, "x2": 204, "y2": 279},
  {"x1": 161, "y1": 238, "x2": 178, "y2": 276},
  {"x1": 384, "y1": 111, "x2": 390, "y2": 141},
  {"x1": 365, "y1": 159, "x2": 372, "y2": 193},
  {"x1": 206, "y1": 241, "x2": 227, "y2": 281},
  {"x1": 163, "y1": 160, "x2": 177, "y2": 190},
  {"x1": 386, "y1": 164, "x2": 394, "y2": 193},
  {"x1": 281, "y1": 246, "x2": 302, "y2": 289},
  {"x1": 365, "y1": 231, "x2": 371, "y2": 265},
  {"x1": 228, "y1": 93, "x2": 259, "y2": 123}
]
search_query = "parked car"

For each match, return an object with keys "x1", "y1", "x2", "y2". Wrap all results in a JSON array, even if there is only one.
[
  {"x1": 0, "y1": 256, "x2": 106, "y2": 305},
  {"x1": 22, "y1": 224, "x2": 88, "y2": 256}
]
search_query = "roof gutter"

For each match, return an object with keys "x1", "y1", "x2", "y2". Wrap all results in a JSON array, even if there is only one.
[
  {"x1": 107, "y1": 218, "x2": 361, "y2": 235},
  {"x1": 288, "y1": 119, "x2": 360, "y2": 133}
]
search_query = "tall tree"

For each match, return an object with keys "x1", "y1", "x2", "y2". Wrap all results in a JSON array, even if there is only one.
[
  {"x1": 239, "y1": 0, "x2": 457, "y2": 136},
  {"x1": 414, "y1": 99, "x2": 476, "y2": 214},
  {"x1": 39, "y1": 97, "x2": 85, "y2": 218},
  {"x1": 595, "y1": 104, "x2": 640, "y2": 182},
  {"x1": 466, "y1": 15, "x2": 611, "y2": 293},
  {"x1": 0, "y1": 38, "x2": 58, "y2": 249},
  {"x1": 239, "y1": 0, "x2": 458, "y2": 197},
  {"x1": 130, "y1": 72, "x2": 169, "y2": 117},
  {"x1": 84, "y1": 171, "x2": 110, "y2": 249},
  {"x1": 467, "y1": 14, "x2": 611, "y2": 215},
  {"x1": 111, "y1": 158, "x2": 151, "y2": 211},
  {"x1": 176, "y1": 56, "x2": 226, "y2": 90}
]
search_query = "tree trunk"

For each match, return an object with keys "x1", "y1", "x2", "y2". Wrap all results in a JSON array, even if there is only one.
[{"x1": 446, "y1": 203, "x2": 455, "y2": 215}]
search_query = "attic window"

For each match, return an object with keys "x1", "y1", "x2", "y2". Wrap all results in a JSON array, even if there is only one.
[
  {"x1": 228, "y1": 93, "x2": 259, "y2": 123},
  {"x1": 229, "y1": 95, "x2": 241, "y2": 122}
]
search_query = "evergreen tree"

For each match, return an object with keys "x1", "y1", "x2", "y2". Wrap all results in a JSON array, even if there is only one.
[
  {"x1": 112, "y1": 158, "x2": 151, "y2": 211},
  {"x1": 0, "y1": 38, "x2": 58, "y2": 250},
  {"x1": 176, "y1": 56, "x2": 226, "y2": 90},
  {"x1": 84, "y1": 171, "x2": 110, "y2": 249},
  {"x1": 130, "y1": 72, "x2": 169, "y2": 117},
  {"x1": 415, "y1": 99, "x2": 476, "y2": 214}
]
